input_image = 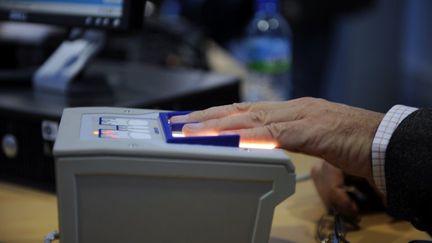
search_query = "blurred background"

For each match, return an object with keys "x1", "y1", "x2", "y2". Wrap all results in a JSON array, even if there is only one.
[
  {"x1": 154, "y1": 0, "x2": 432, "y2": 111},
  {"x1": 2, "y1": 0, "x2": 432, "y2": 112},
  {"x1": 184, "y1": 0, "x2": 432, "y2": 111},
  {"x1": 176, "y1": 0, "x2": 432, "y2": 112}
]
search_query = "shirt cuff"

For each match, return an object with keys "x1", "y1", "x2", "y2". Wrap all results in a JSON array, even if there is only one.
[{"x1": 371, "y1": 105, "x2": 418, "y2": 196}]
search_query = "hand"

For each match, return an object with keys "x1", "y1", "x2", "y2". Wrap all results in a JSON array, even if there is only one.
[
  {"x1": 171, "y1": 97, "x2": 384, "y2": 181},
  {"x1": 311, "y1": 160, "x2": 359, "y2": 219}
]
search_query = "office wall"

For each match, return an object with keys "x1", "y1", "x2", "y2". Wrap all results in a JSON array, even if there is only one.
[
  {"x1": 400, "y1": 0, "x2": 432, "y2": 108},
  {"x1": 324, "y1": 0, "x2": 432, "y2": 112}
]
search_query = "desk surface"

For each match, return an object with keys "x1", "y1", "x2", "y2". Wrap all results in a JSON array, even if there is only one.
[{"x1": 0, "y1": 153, "x2": 429, "y2": 243}]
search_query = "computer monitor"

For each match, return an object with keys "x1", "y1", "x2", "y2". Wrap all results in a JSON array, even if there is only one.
[
  {"x1": 0, "y1": 0, "x2": 146, "y2": 92},
  {"x1": 0, "y1": 0, "x2": 144, "y2": 30}
]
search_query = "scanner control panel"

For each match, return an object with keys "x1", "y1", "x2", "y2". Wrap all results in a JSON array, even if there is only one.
[{"x1": 80, "y1": 112, "x2": 163, "y2": 141}]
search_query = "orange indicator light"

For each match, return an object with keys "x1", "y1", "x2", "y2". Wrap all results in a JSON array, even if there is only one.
[
  {"x1": 239, "y1": 142, "x2": 277, "y2": 150},
  {"x1": 172, "y1": 131, "x2": 185, "y2": 138}
]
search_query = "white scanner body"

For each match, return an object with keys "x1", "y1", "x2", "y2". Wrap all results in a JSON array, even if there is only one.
[{"x1": 53, "y1": 107, "x2": 296, "y2": 243}]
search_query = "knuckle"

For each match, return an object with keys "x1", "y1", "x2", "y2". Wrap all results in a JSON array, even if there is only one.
[
  {"x1": 249, "y1": 110, "x2": 267, "y2": 125},
  {"x1": 266, "y1": 123, "x2": 283, "y2": 140},
  {"x1": 301, "y1": 97, "x2": 327, "y2": 109},
  {"x1": 298, "y1": 97, "x2": 317, "y2": 104},
  {"x1": 302, "y1": 96, "x2": 315, "y2": 102},
  {"x1": 231, "y1": 102, "x2": 252, "y2": 113}
]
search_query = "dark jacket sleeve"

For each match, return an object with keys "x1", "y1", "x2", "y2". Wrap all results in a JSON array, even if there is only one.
[{"x1": 385, "y1": 108, "x2": 432, "y2": 233}]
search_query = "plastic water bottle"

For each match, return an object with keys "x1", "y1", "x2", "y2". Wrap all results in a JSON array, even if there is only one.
[{"x1": 242, "y1": 0, "x2": 292, "y2": 101}]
